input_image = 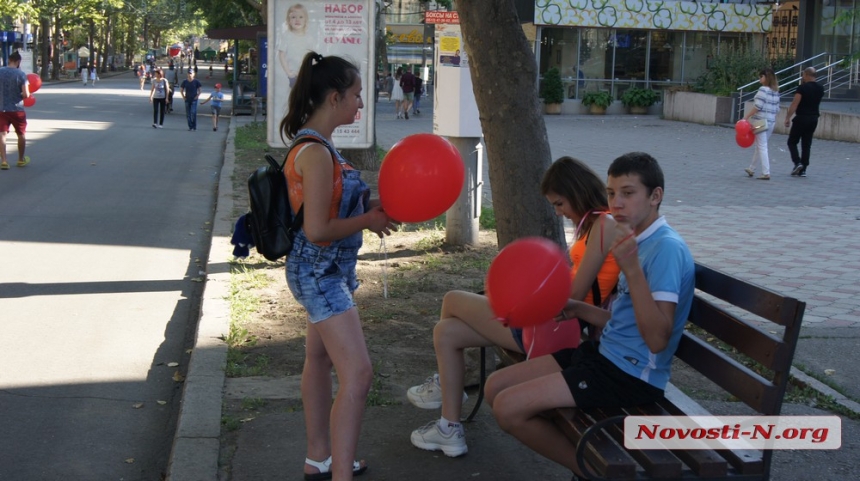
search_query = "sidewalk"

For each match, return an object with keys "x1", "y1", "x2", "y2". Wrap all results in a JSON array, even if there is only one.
[{"x1": 170, "y1": 98, "x2": 860, "y2": 481}]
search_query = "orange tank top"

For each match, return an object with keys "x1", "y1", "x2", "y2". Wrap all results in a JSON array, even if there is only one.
[
  {"x1": 284, "y1": 137, "x2": 354, "y2": 245},
  {"x1": 569, "y1": 228, "x2": 620, "y2": 306}
]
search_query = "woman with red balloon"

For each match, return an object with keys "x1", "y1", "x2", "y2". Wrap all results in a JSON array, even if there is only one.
[
  {"x1": 742, "y1": 67, "x2": 781, "y2": 180},
  {"x1": 281, "y1": 51, "x2": 396, "y2": 481},
  {"x1": 0, "y1": 51, "x2": 32, "y2": 170},
  {"x1": 484, "y1": 153, "x2": 695, "y2": 480},
  {"x1": 408, "y1": 157, "x2": 620, "y2": 458}
]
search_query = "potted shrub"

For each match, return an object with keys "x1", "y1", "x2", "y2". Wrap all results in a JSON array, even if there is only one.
[
  {"x1": 581, "y1": 91, "x2": 613, "y2": 114},
  {"x1": 540, "y1": 67, "x2": 564, "y2": 114},
  {"x1": 621, "y1": 87, "x2": 659, "y2": 114}
]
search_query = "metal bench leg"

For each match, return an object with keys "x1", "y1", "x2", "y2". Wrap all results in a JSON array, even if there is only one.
[{"x1": 462, "y1": 346, "x2": 486, "y2": 423}]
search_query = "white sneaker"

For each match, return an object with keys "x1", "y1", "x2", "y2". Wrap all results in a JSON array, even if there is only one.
[
  {"x1": 411, "y1": 420, "x2": 468, "y2": 457},
  {"x1": 407, "y1": 373, "x2": 467, "y2": 409}
]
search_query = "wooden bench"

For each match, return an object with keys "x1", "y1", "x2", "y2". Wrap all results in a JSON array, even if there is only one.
[{"x1": 468, "y1": 262, "x2": 805, "y2": 480}]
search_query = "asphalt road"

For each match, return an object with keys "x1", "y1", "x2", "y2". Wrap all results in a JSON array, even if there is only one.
[{"x1": 0, "y1": 72, "x2": 226, "y2": 480}]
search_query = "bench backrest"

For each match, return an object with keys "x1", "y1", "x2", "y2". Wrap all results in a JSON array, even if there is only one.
[
  {"x1": 674, "y1": 263, "x2": 805, "y2": 479},
  {"x1": 677, "y1": 262, "x2": 805, "y2": 416}
]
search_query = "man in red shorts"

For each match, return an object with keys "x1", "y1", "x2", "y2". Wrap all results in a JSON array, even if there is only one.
[{"x1": 0, "y1": 50, "x2": 31, "y2": 170}]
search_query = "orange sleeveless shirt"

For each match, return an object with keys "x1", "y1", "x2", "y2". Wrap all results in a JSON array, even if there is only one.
[{"x1": 284, "y1": 139, "x2": 355, "y2": 245}]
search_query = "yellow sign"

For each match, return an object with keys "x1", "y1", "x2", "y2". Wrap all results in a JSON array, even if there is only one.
[{"x1": 387, "y1": 26, "x2": 432, "y2": 44}]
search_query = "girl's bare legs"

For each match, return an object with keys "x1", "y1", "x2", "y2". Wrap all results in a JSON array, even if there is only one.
[
  {"x1": 303, "y1": 307, "x2": 372, "y2": 480},
  {"x1": 485, "y1": 357, "x2": 584, "y2": 476},
  {"x1": 434, "y1": 290, "x2": 522, "y2": 421}
]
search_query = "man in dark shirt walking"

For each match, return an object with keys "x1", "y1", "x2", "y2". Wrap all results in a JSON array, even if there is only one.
[
  {"x1": 785, "y1": 67, "x2": 824, "y2": 178},
  {"x1": 180, "y1": 70, "x2": 202, "y2": 131}
]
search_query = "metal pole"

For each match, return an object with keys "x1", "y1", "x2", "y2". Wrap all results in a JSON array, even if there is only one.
[{"x1": 445, "y1": 136, "x2": 482, "y2": 245}]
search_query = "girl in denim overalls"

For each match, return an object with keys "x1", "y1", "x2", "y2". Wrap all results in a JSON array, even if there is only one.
[{"x1": 281, "y1": 52, "x2": 396, "y2": 481}]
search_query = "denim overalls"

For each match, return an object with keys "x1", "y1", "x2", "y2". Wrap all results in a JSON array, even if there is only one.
[{"x1": 285, "y1": 129, "x2": 370, "y2": 323}]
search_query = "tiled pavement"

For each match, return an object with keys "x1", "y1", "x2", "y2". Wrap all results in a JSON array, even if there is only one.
[{"x1": 374, "y1": 97, "x2": 860, "y2": 332}]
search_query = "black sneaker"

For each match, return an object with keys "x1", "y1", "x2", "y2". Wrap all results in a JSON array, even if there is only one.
[
  {"x1": 799, "y1": 169, "x2": 807, "y2": 177},
  {"x1": 791, "y1": 163, "x2": 803, "y2": 176}
]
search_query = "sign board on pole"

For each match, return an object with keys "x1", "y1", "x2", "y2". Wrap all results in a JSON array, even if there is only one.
[
  {"x1": 258, "y1": 34, "x2": 268, "y2": 99},
  {"x1": 267, "y1": 0, "x2": 376, "y2": 148},
  {"x1": 428, "y1": 12, "x2": 481, "y2": 138}
]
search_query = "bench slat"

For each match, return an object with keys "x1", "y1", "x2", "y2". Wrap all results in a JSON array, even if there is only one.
[
  {"x1": 553, "y1": 408, "x2": 638, "y2": 479},
  {"x1": 675, "y1": 333, "x2": 779, "y2": 414},
  {"x1": 628, "y1": 402, "x2": 728, "y2": 478},
  {"x1": 591, "y1": 406, "x2": 684, "y2": 478},
  {"x1": 695, "y1": 264, "x2": 804, "y2": 328},
  {"x1": 659, "y1": 386, "x2": 765, "y2": 476},
  {"x1": 689, "y1": 296, "x2": 789, "y2": 372}
]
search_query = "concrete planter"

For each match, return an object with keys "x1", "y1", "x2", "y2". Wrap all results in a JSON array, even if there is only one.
[
  {"x1": 544, "y1": 103, "x2": 562, "y2": 115},
  {"x1": 628, "y1": 105, "x2": 649, "y2": 115},
  {"x1": 663, "y1": 91, "x2": 733, "y2": 125},
  {"x1": 588, "y1": 104, "x2": 607, "y2": 115}
]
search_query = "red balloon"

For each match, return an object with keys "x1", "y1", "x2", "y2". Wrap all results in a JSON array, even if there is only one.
[
  {"x1": 735, "y1": 119, "x2": 752, "y2": 135},
  {"x1": 378, "y1": 134, "x2": 465, "y2": 223},
  {"x1": 22, "y1": 96, "x2": 35, "y2": 107},
  {"x1": 27, "y1": 73, "x2": 42, "y2": 93},
  {"x1": 485, "y1": 237, "x2": 571, "y2": 329},
  {"x1": 736, "y1": 130, "x2": 754, "y2": 148}
]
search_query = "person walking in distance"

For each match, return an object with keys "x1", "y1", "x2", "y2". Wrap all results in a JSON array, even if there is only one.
[
  {"x1": 149, "y1": 68, "x2": 170, "y2": 128},
  {"x1": 0, "y1": 51, "x2": 32, "y2": 170},
  {"x1": 199, "y1": 83, "x2": 224, "y2": 131},
  {"x1": 785, "y1": 67, "x2": 824, "y2": 178},
  {"x1": 180, "y1": 70, "x2": 202, "y2": 131},
  {"x1": 412, "y1": 76, "x2": 423, "y2": 115},
  {"x1": 743, "y1": 67, "x2": 780, "y2": 180},
  {"x1": 399, "y1": 68, "x2": 415, "y2": 119}
]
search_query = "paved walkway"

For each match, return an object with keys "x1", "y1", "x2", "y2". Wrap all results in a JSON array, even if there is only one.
[{"x1": 172, "y1": 97, "x2": 860, "y2": 481}]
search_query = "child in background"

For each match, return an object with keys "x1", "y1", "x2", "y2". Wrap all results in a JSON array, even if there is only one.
[{"x1": 200, "y1": 83, "x2": 225, "y2": 131}]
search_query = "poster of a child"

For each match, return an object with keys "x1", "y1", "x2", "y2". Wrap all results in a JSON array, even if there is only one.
[
  {"x1": 277, "y1": 3, "x2": 315, "y2": 88},
  {"x1": 268, "y1": 0, "x2": 375, "y2": 149}
]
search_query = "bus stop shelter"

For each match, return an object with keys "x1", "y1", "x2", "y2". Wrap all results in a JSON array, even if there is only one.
[{"x1": 205, "y1": 25, "x2": 266, "y2": 116}]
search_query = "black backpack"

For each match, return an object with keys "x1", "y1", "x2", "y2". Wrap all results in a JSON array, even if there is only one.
[{"x1": 244, "y1": 137, "x2": 323, "y2": 261}]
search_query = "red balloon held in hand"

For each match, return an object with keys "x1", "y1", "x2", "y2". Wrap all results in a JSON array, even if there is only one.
[
  {"x1": 378, "y1": 134, "x2": 465, "y2": 223},
  {"x1": 485, "y1": 237, "x2": 571, "y2": 329},
  {"x1": 23, "y1": 96, "x2": 36, "y2": 107},
  {"x1": 735, "y1": 130, "x2": 754, "y2": 148},
  {"x1": 27, "y1": 73, "x2": 42, "y2": 93},
  {"x1": 735, "y1": 119, "x2": 752, "y2": 135}
]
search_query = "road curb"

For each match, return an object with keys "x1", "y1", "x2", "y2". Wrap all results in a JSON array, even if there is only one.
[
  {"x1": 790, "y1": 367, "x2": 860, "y2": 417},
  {"x1": 165, "y1": 115, "x2": 237, "y2": 481}
]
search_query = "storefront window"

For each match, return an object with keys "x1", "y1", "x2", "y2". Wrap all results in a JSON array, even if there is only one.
[
  {"x1": 649, "y1": 31, "x2": 681, "y2": 83},
  {"x1": 683, "y1": 32, "x2": 719, "y2": 83},
  {"x1": 611, "y1": 30, "x2": 647, "y2": 80},
  {"x1": 578, "y1": 28, "x2": 611, "y2": 94}
]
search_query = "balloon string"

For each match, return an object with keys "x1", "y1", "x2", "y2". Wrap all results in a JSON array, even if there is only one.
[{"x1": 379, "y1": 236, "x2": 389, "y2": 299}]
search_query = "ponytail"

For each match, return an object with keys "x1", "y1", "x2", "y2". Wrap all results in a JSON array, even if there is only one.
[{"x1": 280, "y1": 51, "x2": 360, "y2": 143}]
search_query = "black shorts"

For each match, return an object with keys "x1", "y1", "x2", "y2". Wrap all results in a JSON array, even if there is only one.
[{"x1": 552, "y1": 341, "x2": 664, "y2": 409}]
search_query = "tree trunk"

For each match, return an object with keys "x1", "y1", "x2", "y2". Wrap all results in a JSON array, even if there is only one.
[
  {"x1": 341, "y1": 146, "x2": 380, "y2": 171},
  {"x1": 51, "y1": 19, "x2": 62, "y2": 81},
  {"x1": 457, "y1": 0, "x2": 564, "y2": 249},
  {"x1": 40, "y1": 19, "x2": 51, "y2": 79}
]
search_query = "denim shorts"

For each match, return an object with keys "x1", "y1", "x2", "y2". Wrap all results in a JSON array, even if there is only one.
[{"x1": 285, "y1": 239, "x2": 361, "y2": 324}]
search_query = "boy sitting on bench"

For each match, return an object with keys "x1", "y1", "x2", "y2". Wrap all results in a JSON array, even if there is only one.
[{"x1": 483, "y1": 152, "x2": 696, "y2": 479}]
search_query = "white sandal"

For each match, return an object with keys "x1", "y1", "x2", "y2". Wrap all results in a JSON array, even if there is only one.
[{"x1": 304, "y1": 456, "x2": 368, "y2": 481}]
